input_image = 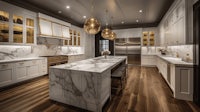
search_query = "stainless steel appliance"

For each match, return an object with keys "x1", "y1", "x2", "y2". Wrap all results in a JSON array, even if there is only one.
[{"x1": 115, "y1": 37, "x2": 141, "y2": 65}]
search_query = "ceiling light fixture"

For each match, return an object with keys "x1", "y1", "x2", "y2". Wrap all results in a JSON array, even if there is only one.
[
  {"x1": 139, "y1": 10, "x2": 143, "y2": 13},
  {"x1": 109, "y1": 17, "x2": 117, "y2": 40},
  {"x1": 121, "y1": 21, "x2": 124, "y2": 24},
  {"x1": 58, "y1": 11, "x2": 62, "y2": 14},
  {"x1": 84, "y1": 0, "x2": 101, "y2": 34},
  {"x1": 102, "y1": 10, "x2": 112, "y2": 39},
  {"x1": 136, "y1": 20, "x2": 139, "y2": 22},
  {"x1": 66, "y1": 5, "x2": 70, "y2": 9},
  {"x1": 83, "y1": 16, "x2": 86, "y2": 19}
]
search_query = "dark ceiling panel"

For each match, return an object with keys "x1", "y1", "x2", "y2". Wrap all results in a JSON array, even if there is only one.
[{"x1": 2, "y1": 0, "x2": 174, "y2": 29}]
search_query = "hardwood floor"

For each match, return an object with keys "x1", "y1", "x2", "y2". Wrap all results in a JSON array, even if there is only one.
[{"x1": 0, "y1": 66, "x2": 200, "y2": 112}]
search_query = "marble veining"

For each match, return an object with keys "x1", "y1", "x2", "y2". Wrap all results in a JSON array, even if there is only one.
[{"x1": 49, "y1": 56, "x2": 127, "y2": 112}]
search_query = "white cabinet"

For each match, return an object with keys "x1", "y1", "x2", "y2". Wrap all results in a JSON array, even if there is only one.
[
  {"x1": 156, "y1": 55, "x2": 194, "y2": 101},
  {"x1": 39, "y1": 19, "x2": 52, "y2": 36},
  {"x1": 38, "y1": 13, "x2": 71, "y2": 39},
  {"x1": 62, "y1": 26, "x2": 70, "y2": 38},
  {"x1": 0, "y1": 63, "x2": 13, "y2": 86},
  {"x1": 175, "y1": 66, "x2": 193, "y2": 101},
  {"x1": 15, "y1": 61, "x2": 29, "y2": 81},
  {"x1": 0, "y1": 58, "x2": 47, "y2": 87},
  {"x1": 52, "y1": 23, "x2": 62, "y2": 37},
  {"x1": 141, "y1": 55, "x2": 156, "y2": 66}
]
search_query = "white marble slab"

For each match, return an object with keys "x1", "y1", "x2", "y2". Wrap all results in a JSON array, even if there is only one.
[
  {"x1": 0, "y1": 57, "x2": 46, "y2": 63},
  {"x1": 50, "y1": 56, "x2": 127, "y2": 73},
  {"x1": 49, "y1": 56, "x2": 127, "y2": 112}
]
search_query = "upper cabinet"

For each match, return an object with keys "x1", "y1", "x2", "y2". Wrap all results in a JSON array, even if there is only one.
[
  {"x1": 64, "y1": 28, "x2": 81, "y2": 46},
  {"x1": 158, "y1": 0, "x2": 193, "y2": 46},
  {"x1": 38, "y1": 13, "x2": 71, "y2": 39},
  {"x1": 0, "y1": 10, "x2": 9, "y2": 43},
  {"x1": 39, "y1": 19, "x2": 52, "y2": 36},
  {"x1": 0, "y1": 1, "x2": 37, "y2": 45}
]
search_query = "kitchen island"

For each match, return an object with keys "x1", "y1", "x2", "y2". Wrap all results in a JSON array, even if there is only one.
[{"x1": 49, "y1": 56, "x2": 127, "y2": 112}]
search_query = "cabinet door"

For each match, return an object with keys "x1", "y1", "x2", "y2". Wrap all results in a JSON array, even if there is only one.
[
  {"x1": 13, "y1": 14, "x2": 24, "y2": 43},
  {"x1": 39, "y1": 19, "x2": 52, "y2": 36},
  {"x1": 15, "y1": 66, "x2": 27, "y2": 80},
  {"x1": 176, "y1": 17, "x2": 185, "y2": 44},
  {"x1": 175, "y1": 67, "x2": 193, "y2": 101},
  {"x1": 52, "y1": 23, "x2": 62, "y2": 37},
  {"x1": 27, "y1": 65, "x2": 39, "y2": 77},
  {"x1": 0, "y1": 69, "x2": 12, "y2": 86},
  {"x1": 62, "y1": 26, "x2": 70, "y2": 39},
  {"x1": 26, "y1": 16, "x2": 35, "y2": 44},
  {"x1": 0, "y1": 10, "x2": 9, "y2": 43}
]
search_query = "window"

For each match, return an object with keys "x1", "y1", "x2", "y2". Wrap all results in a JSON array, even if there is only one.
[{"x1": 99, "y1": 40, "x2": 109, "y2": 52}]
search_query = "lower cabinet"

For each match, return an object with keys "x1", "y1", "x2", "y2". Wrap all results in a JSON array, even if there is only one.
[
  {"x1": 0, "y1": 58, "x2": 47, "y2": 87},
  {"x1": 0, "y1": 63, "x2": 13, "y2": 86},
  {"x1": 156, "y1": 56, "x2": 193, "y2": 101},
  {"x1": 141, "y1": 55, "x2": 156, "y2": 66},
  {"x1": 175, "y1": 66, "x2": 193, "y2": 101},
  {"x1": 68, "y1": 55, "x2": 84, "y2": 63}
]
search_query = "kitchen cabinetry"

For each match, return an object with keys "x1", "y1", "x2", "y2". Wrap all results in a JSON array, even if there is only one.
[
  {"x1": 175, "y1": 66, "x2": 193, "y2": 101},
  {"x1": 141, "y1": 55, "x2": 156, "y2": 66},
  {"x1": 68, "y1": 54, "x2": 84, "y2": 63},
  {"x1": 38, "y1": 13, "x2": 71, "y2": 39},
  {"x1": 142, "y1": 31, "x2": 155, "y2": 46},
  {"x1": 156, "y1": 55, "x2": 193, "y2": 101},
  {"x1": 0, "y1": 1, "x2": 37, "y2": 45},
  {"x1": 0, "y1": 58, "x2": 47, "y2": 87},
  {"x1": 159, "y1": 0, "x2": 193, "y2": 46},
  {"x1": 64, "y1": 29, "x2": 81, "y2": 46},
  {"x1": 0, "y1": 63, "x2": 13, "y2": 86}
]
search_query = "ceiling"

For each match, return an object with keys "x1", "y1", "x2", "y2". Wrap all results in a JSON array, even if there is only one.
[{"x1": 3, "y1": 0, "x2": 174, "y2": 29}]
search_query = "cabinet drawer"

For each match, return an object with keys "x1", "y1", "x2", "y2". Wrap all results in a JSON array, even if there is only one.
[
  {"x1": 0, "y1": 63, "x2": 13, "y2": 70},
  {"x1": 15, "y1": 61, "x2": 30, "y2": 67}
]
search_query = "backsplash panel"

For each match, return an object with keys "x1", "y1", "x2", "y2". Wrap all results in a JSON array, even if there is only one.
[{"x1": 0, "y1": 45, "x2": 83, "y2": 60}]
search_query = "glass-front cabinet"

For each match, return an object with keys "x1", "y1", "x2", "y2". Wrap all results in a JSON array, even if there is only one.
[
  {"x1": 26, "y1": 17, "x2": 35, "y2": 44},
  {"x1": 13, "y1": 14, "x2": 23, "y2": 43},
  {"x1": 0, "y1": 8, "x2": 36, "y2": 45},
  {"x1": 0, "y1": 10, "x2": 9, "y2": 42},
  {"x1": 64, "y1": 29, "x2": 81, "y2": 46}
]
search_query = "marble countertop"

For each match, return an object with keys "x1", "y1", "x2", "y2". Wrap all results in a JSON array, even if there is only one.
[
  {"x1": 40, "y1": 53, "x2": 84, "y2": 57},
  {"x1": 50, "y1": 56, "x2": 127, "y2": 73},
  {"x1": 0, "y1": 57, "x2": 46, "y2": 63},
  {"x1": 142, "y1": 54, "x2": 193, "y2": 66}
]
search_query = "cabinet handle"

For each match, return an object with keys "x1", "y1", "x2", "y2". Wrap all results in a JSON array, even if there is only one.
[
  {"x1": 19, "y1": 62, "x2": 24, "y2": 65},
  {"x1": 1, "y1": 64, "x2": 8, "y2": 67}
]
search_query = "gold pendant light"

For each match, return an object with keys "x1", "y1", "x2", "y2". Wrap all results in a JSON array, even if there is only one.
[
  {"x1": 84, "y1": 17, "x2": 101, "y2": 34},
  {"x1": 109, "y1": 31, "x2": 117, "y2": 40},
  {"x1": 101, "y1": 10, "x2": 112, "y2": 39},
  {"x1": 83, "y1": 0, "x2": 101, "y2": 35},
  {"x1": 101, "y1": 28, "x2": 112, "y2": 39}
]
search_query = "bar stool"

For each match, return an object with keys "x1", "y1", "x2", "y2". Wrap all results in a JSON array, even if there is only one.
[{"x1": 111, "y1": 65, "x2": 127, "y2": 94}]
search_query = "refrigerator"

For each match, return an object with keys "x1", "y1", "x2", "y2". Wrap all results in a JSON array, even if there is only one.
[
  {"x1": 115, "y1": 37, "x2": 141, "y2": 65},
  {"x1": 194, "y1": 0, "x2": 200, "y2": 106}
]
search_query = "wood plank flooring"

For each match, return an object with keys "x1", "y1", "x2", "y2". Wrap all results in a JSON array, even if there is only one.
[{"x1": 0, "y1": 66, "x2": 200, "y2": 112}]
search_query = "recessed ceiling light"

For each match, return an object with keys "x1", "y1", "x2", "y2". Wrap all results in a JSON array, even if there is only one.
[
  {"x1": 139, "y1": 10, "x2": 143, "y2": 13},
  {"x1": 58, "y1": 11, "x2": 62, "y2": 13},
  {"x1": 106, "y1": 23, "x2": 108, "y2": 26},
  {"x1": 66, "y1": 5, "x2": 70, "y2": 9},
  {"x1": 83, "y1": 16, "x2": 86, "y2": 19},
  {"x1": 136, "y1": 20, "x2": 139, "y2": 22},
  {"x1": 121, "y1": 21, "x2": 124, "y2": 24}
]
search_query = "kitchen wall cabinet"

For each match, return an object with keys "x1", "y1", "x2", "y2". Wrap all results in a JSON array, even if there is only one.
[
  {"x1": 0, "y1": 58, "x2": 47, "y2": 87},
  {"x1": 38, "y1": 13, "x2": 71, "y2": 40},
  {"x1": 158, "y1": 0, "x2": 193, "y2": 46},
  {"x1": 64, "y1": 29, "x2": 81, "y2": 46},
  {"x1": 39, "y1": 19, "x2": 52, "y2": 36},
  {"x1": 0, "y1": 1, "x2": 37, "y2": 45}
]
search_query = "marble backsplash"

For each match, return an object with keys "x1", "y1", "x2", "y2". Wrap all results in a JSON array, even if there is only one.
[
  {"x1": 0, "y1": 45, "x2": 83, "y2": 60},
  {"x1": 141, "y1": 45, "x2": 193, "y2": 60}
]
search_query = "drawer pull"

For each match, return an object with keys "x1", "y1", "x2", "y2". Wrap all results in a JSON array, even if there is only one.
[
  {"x1": 1, "y1": 64, "x2": 8, "y2": 67},
  {"x1": 19, "y1": 63, "x2": 24, "y2": 65}
]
